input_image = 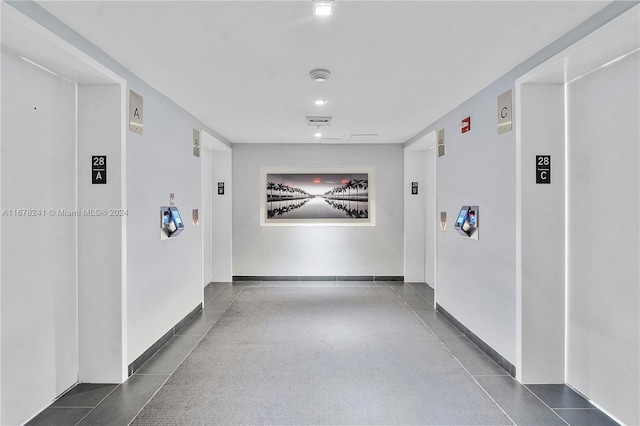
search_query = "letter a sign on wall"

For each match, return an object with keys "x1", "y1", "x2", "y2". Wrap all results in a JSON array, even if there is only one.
[{"x1": 129, "y1": 90, "x2": 143, "y2": 135}]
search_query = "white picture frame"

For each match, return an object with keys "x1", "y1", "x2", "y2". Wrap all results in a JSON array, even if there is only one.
[{"x1": 260, "y1": 166, "x2": 375, "y2": 226}]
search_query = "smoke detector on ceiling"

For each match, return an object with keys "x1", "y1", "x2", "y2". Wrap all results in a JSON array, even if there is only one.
[{"x1": 309, "y1": 69, "x2": 331, "y2": 82}]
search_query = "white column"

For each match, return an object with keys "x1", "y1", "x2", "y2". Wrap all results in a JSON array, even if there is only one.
[
  {"x1": 516, "y1": 83, "x2": 565, "y2": 383},
  {"x1": 77, "y1": 84, "x2": 127, "y2": 383}
]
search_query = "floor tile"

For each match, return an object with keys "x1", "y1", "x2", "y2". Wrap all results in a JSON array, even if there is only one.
[
  {"x1": 51, "y1": 384, "x2": 117, "y2": 408},
  {"x1": 175, "y1": 309, "x2": 225, "y2": 337},
  {"x1": 203, "y1": 286, "x2": 242, "y2": 310},
  {"x1": 204, "y1": 296, "x2": 234, "y2": 311},
  {"x1": 25, "y1": 286, "x2": 621, "y2": 426},
  {"x1": 298, "y1": 281, "x2": 338, "y2": 287},
  {"x1": 375, "y1": 280, "x2": 405, "y2": 287},
  {"x1": 413, "y1": 309, "x2": 463, "y2": 337},
  {"x1": 407, "y1": 282, "x2": 431, "y2": 289},
  {"x1": 134, "y1": 335, "x2": 202, "y2": 375},
  {"x1": 392, "y1": 285, "x2": 419, "y2": 296},
  {"x1": 77, "y1": 375, "x2": 168, "y2": 426},
  {"x1": 475, "y1": 376, "x2": 567, "y2": 425},
  {"x1": 26, "y1": 407, "x2": 92, "y2": 426},
  {"x1": 203, "y1": 282, "x2": 230, "y2": 305},
  {"x1": 262, "y1": 280, "x2": 300, "y2": 287},
  {"x1": 336, "y1": 280, "x2": 377, "y2": 287},
  {"x1": 440, "y1": 335, "x2": 509, "y2": 376},
  {"x1": 407, "y1": 283, "x2": 435, "y2": 303},
  {"x1": 397, "y1": 293, "x2": 433, "y2": 310},
  {"x1": 231, "y1": 281, "x2": 261, "y2": 287},
  {"x1": 527, "y1": 384, "x2": 593, "y2": 409},
  {"x1": 555, "y1": 408, "x2": 620, "y2": 426},
  {"x1": 219, "y1": 285, "x2": 245, "y2": 296}
]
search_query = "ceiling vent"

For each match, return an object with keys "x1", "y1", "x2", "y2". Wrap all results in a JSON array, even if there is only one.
[
  {"x1": 349, "y1": 133, "x2": 379, "y2": 142},
  {"x1": 320, "y1": 137, "x2": 342, "y2": 143},
  {"x1": 306, "y1": 116, "x2": 332, "y2": 127}
]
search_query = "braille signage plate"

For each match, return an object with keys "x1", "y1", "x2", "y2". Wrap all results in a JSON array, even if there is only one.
[
  {"x1": 536, "y1": 155, "x2": 551, "y2": 184},
  {"x1": 193, "y1": 129, "x2": 200, "y2": 158},
  {"x1": 497, "y1": 90, "x2": 512, "y2": 135},
  {"x1": 437, "y1": 128, "x2": 445, "y2": 157},
  {"x1": 92, "y1": 155, "x2": 107, "y2": 184},
  {"x1": 129, "y1": 90, "x2": 143, "y2": 135}
]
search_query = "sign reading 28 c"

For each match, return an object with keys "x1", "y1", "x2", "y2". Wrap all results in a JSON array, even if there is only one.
[{"x1": 536, "y1": 155, "x2": 551, "y2": 184}]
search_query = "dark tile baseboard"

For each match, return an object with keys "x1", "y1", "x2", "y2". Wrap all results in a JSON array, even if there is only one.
[
  {"x1": 233, "y1": 275, "x2": 404, "y2": 282},
  {"x1": 374, "y1": 276, "x2": 404, "y2": 281},
  {"x1": 436, "y1": 303, "x2": 516, "y2": 377},
  {"x1": 234, "y1": 275, "x2": 298, "y2": 281},
  {"x1": 128, "y1": 303, "x2": 202, "y2": 376}
]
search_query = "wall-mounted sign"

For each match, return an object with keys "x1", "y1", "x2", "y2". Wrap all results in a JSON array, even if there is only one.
[
  {"x1": 437, "y1": 128, "x2": 445, "y2": 157},
  {"x1": 461, "y1": 117, "x2": 471, "y2": 134},
  {"x1": 440, "y1": 212, "x2": 447, "y2": 231},
  {"x1": 192, "y1": 209, "x2": 199, "y2": 226},
  {"x1": 91, "y1": 155, "x2": 107, "y2": 184},
  {"x1": 411, "y1": 182, "x2": 418, "y2": 195},
  {"x1": 193, "y1": 129, "x2": 200, "y2": 157},
  {"x1": 170, "y1": 193, "x2": 175, "y2": 205},
  {"x1": 218, "y1": 182, "x2": 225, "y2": 195},
  {"x1": 129, "y1": 90, "x2": 143, "y2": 135},
  {"x1": 536, "y1": 155, "x2": 551, "y2": 184},
  {"x1": 498, "y1": 90, "x2": 512, "y2": 134}
]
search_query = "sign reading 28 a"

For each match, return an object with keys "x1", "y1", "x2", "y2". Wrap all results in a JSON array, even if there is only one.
[{"x1": 92, "y1": 155, "x2": 107, "y2": 184}]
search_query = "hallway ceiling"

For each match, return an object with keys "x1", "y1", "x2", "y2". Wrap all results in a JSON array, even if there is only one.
[{"x1": 36, "y1": 1, "x2": 610, "y2": 145}]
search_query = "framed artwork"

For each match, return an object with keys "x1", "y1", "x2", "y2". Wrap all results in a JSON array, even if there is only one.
[{"x1": 260, "y1": 166, "x2": 375, "y2": 226}]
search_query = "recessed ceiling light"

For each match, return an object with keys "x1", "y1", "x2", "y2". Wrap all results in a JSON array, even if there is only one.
[
  {"x1": 314, "y1": 132, "x2": 322, "y2": 138},
  {"x1": 313, "y1": 0, "x2": 334, "y2": 17},
  {"x1": 309, "y1": 69, "x2": 331, "y2": 83},
  {"x1": 315, "y1": 99, "x2": 327, "y2": 106}
]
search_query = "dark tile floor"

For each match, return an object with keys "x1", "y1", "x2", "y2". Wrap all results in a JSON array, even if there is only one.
[{"x1": 27, "y1": 282, "x2": 617, "y2": 426}]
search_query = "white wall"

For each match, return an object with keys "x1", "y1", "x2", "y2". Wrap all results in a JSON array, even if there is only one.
[
  {"x1": 202, "y1": 145, "x2": 214, "y2": 284},
  {"x1": 514, "y1": 8, "x2": 640, "y2": 423},
  {"x1": 125, "y1": 85, "x2": 205, "y2": 363},
  {"x1": 425, "y1": 147, "x2": 437, "y2": 288},
  {"x1": 201, "y1": 130, "x2": 233, "y2": 284},
  {"x1": 233, "y1": 144, "x2": 403, "y2": 277},
  {"x1": 566, "y1": 51, "x2": 639, "y2": 426},
  {"x1": 1, "y1": 51, "x2": 78, "y2": 425},
  {"x1": 404, "y1": 130, "x2": 437, "y2": 285},
  {"x1": 516, "y1": 84, "x2": 565, "y2": 383},
  {"x1": 77, "y1": 84, "x2": 127, "y2": 382},
  {"x1": 404, "y1": 150, "x2": 426, "y2": 282},
  {"x1": 405, "y1": 0, "x2": 638, "y2": 367},
  {"x1": 3, "y1": 0, "x2": 225, "y2": 370},
  {"x1": 434, "y1": 85, "x2": 517, "y2": 362},
  {"x1": 212, "y1": 149, "x2": 233, "y2": 282}
]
